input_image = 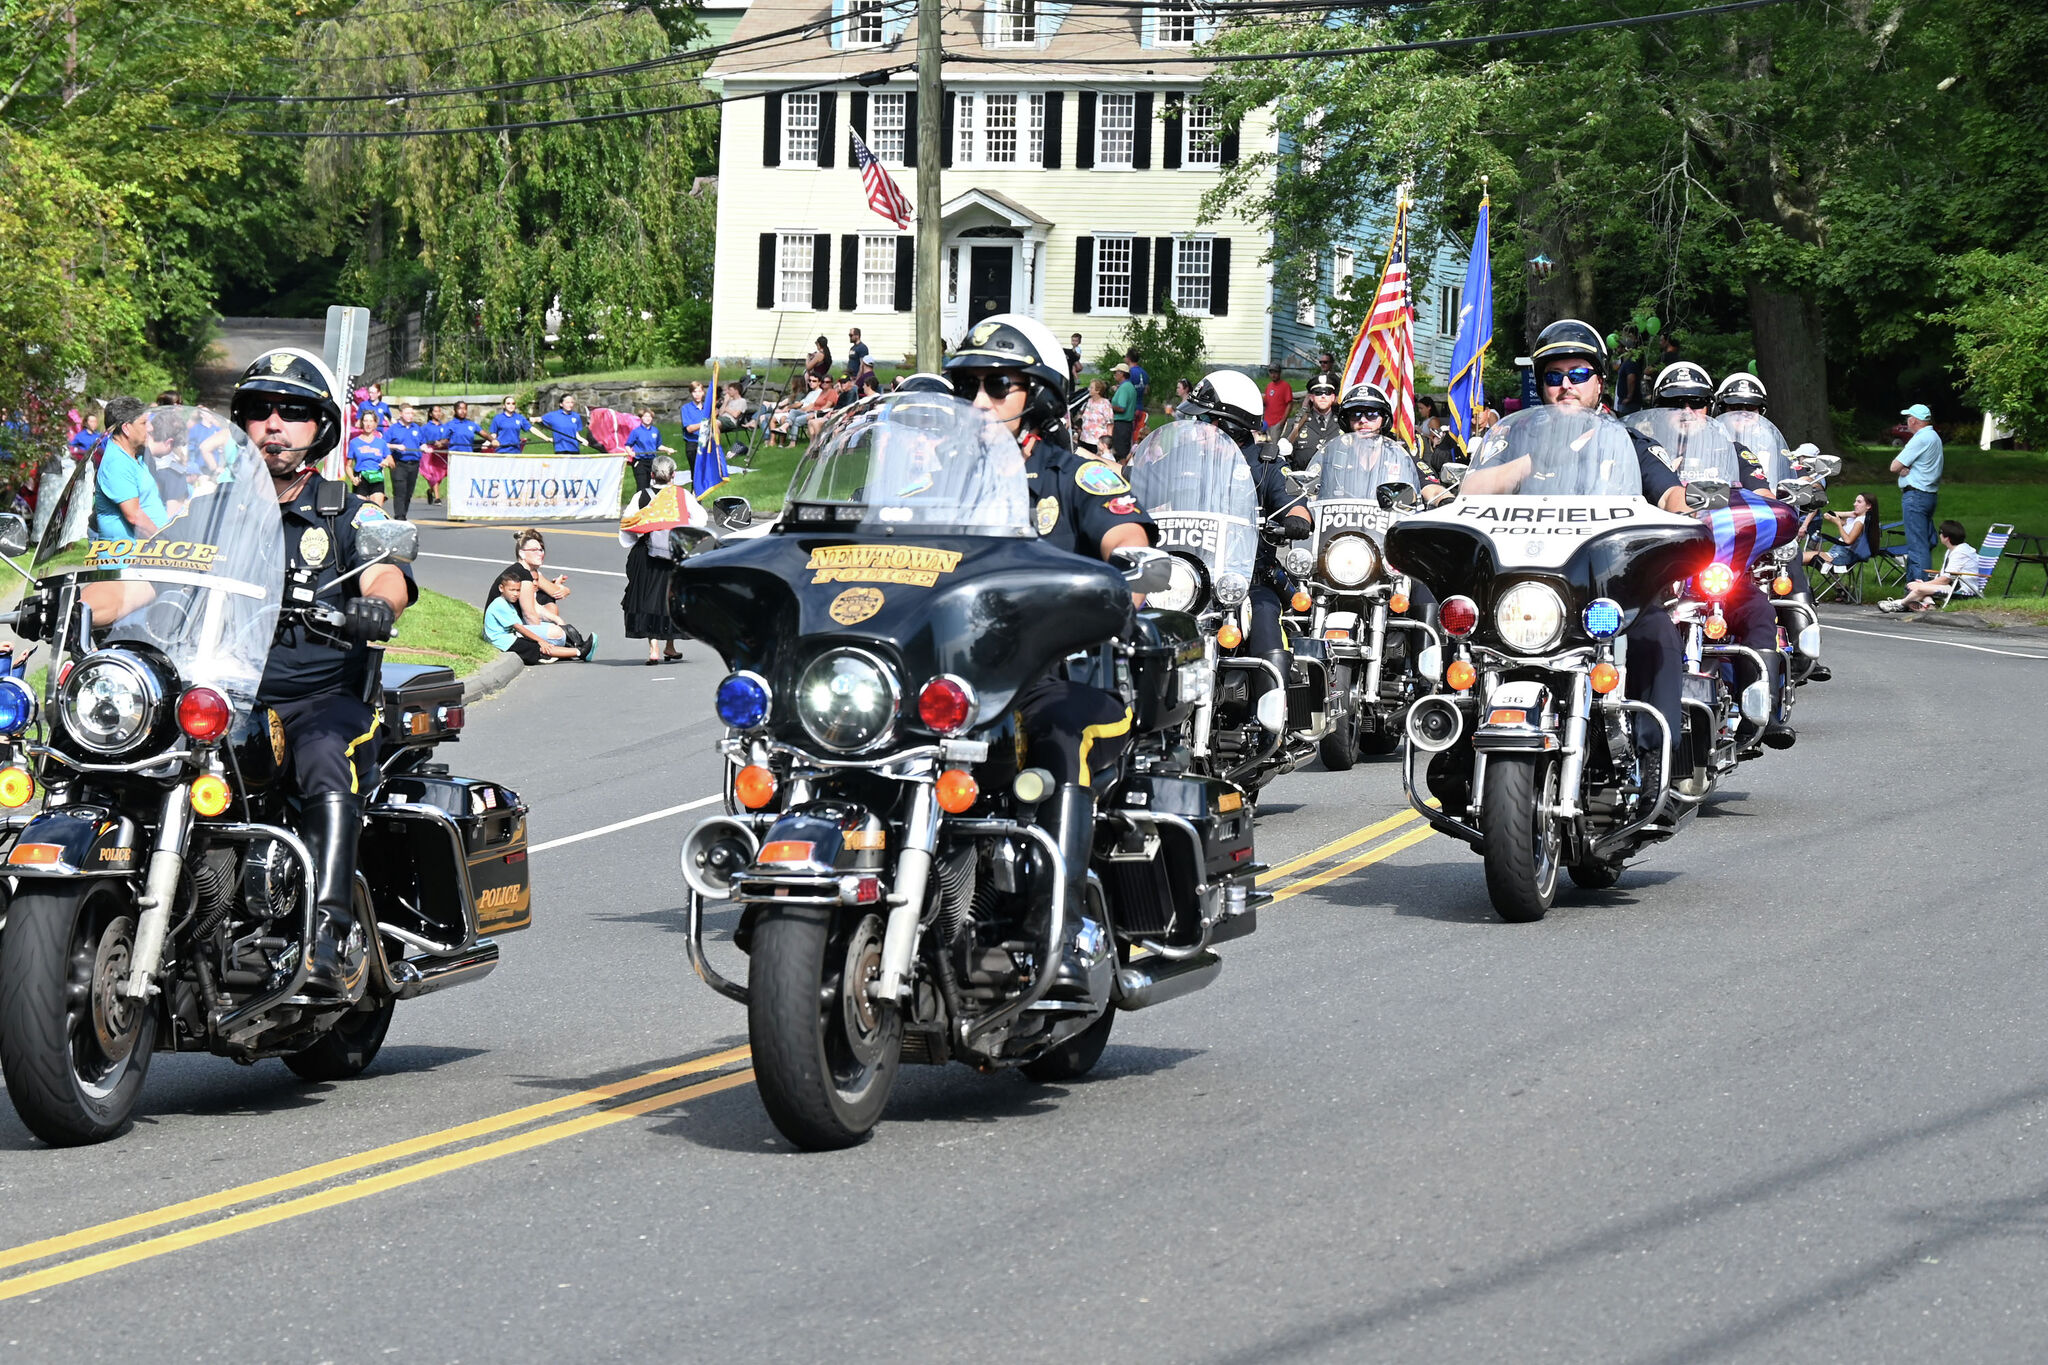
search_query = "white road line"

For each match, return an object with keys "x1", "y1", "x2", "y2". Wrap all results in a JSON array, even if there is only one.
[
  {"x1": 419, "y1": 551, "x2": 626, "y2": 578},
  {"x1": 1821, "y1": 622, "x2": 2048, "y2": 660},
  {"x1": 529, "y1": 795, "x2": 721, "y2": 854}
]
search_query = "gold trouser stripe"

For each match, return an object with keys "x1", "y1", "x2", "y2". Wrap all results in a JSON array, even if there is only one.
[
  {"x1": 1076, "y1": 706, "x2": 1134, "y2": 789},
  {"x1": 343, "y1": 707, "x2": 382, "y2": 796}
]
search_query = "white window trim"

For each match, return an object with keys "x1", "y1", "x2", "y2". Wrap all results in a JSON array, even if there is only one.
[
  {"x1": 1333, "y1": 247, "x2": 1356, "y2": 282},
  {"x1": 1172, "y1": 233, "x2": 1215, "y2": 317},
  {"x1": 1096, "y1": 90, "x2": 1137, "y2": 171},
  {"x1": 1440, "y1": 283, "x2": 1463, "y2": 336},
  {"x1": 1156, "y1": 1, "x2": 1203, "y2": 48},
  {"x1": 1092, "y1": 231, "x2": 1135, "y2": 316},
  {"x1": 782, "y1": 91, "x2": 820, "y2": 168},
  {"x1": 953, "y1": 89, "x2": 1043, "y2": 169},
  {"x1": 985, "y1": 0, "x2": 1038, "y2": 49},
  {"x1": 846, "y1": 0, "x2": 885, "y2": 48},
  {"x1": 775, "y1": 231, "x2": 817, "y2": 311},
  {"x1": 1181, "y1": 96, "x2": 1222, "y2": 169},
  {"x1": 857, "y1": 233, "x2": 899, "y2": 312},
  {"x1": 870, "y1": 90, "x2": 909, "y2": 167}
]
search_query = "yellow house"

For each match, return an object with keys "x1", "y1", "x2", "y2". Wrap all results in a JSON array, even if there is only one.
[{"x1": 706, "y1": 0, "x2": 1286, "y2": 368}]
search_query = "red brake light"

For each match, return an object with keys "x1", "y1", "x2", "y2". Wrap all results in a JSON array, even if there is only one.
[
  {"x1": 443, "y1": 705, "x2": 466, "y2": 731},
  {"x1": 1697, "y1": 563, "x2": 1737, "y2": 598},
  {"x1": 176, "y1": 687, "x2": 231, "y2": 742},
  {"x1": 917, "y1": 677, "x2": 974, "y2": 734},
  {"x1": 1440, "y1": 596, "x2": 1479, "y2": 638}
]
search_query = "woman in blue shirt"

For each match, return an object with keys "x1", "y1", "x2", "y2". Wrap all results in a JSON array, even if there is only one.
[
  {"x1": 488, "y1": 397, "x2": 532, "y2": 455},
  {"x1": 538, "y1": 395, "x2": 590, "y2": 453},
  {"x1": 677, "y1": 381, "x2": 711, "y2": 463},
  {"x1": 346, "y1": 411, "x2": 391, "y2": 505},
  {"x1": 626, "y1": 407, "x2": 675, "y2": 496}
]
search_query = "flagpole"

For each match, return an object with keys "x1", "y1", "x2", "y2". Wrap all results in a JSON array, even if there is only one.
[{"x1": 914, "y1": 0, "x2": 943, "y2": 370}]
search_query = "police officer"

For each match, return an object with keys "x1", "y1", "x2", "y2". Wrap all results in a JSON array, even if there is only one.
[
  {"x1": 229, "y1": 349, "x2": 418, "y2": 999},
  {"x1": 944, "y1": 314, "x2": 1154, "y2": 1002},
  {"x1": 1714, "y1": 370, "x2": 1829, "y2": 684},
  {"x1": 1283, "y1": 374, "x2": 1342, "y2": 472},
  {"x1": 1178, "y1": 369, "x2": 1313, "y2": 707}
]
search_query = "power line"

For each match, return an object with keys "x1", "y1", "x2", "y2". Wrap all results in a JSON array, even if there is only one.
[{"x1": 276, "y1": 3, "x2": 618, "y2": 63}]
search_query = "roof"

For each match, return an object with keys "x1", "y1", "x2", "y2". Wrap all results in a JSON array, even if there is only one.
[{"x1": 706, "y1": 0, "x2": 1222, "y2": 81}]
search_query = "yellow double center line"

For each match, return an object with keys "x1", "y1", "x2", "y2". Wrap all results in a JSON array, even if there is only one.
[{"x1": 0, "y1": 808, "x2": 1436, "y2": 1300}]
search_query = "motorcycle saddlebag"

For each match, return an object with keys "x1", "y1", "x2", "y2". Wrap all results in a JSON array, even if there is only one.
[
  {"x1": 379, "y1": 663, "x2": 464, "y2": 750},
  {"x1": 1100, "y1": 774, "x2": 1255, "y2": 939},
  {"x1": 371, "y1": 774, "x2": 531, "y2": 936}
]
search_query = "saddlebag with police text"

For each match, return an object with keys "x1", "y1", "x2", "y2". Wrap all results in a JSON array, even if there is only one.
[{"x1": 366, "y1": 774, "x2": 531, "y2": 941}]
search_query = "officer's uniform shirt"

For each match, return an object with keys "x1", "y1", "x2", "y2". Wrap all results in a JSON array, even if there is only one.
[
  {"x1": 1622, "y1": 426, "x2": 1685, "y2": 505},
  {"x1": 384, "y1": 420, "x2": 426, "y2": 465},
  {"x1": 1286, "y1": 408, "x2": 1342, "y2": 471},
  {"x1": 260, "y1": 476, "x2": 420, "y2": 706},
  {"x1": 1022, "y1": 435, "x2": 1156, "y2": 560}
]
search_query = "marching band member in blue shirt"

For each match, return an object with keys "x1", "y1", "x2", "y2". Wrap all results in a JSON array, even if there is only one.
[
  {"x1": 346, "y1": 410, "x2": 392, "y2": 506},
  {"x1": 488, "y1": 396, "x2": 532, "y2": 455},
  {"x1": 538, "y1": 394, "x2": 592, "y2": 453},
  {"x1": 382, "y1": 403, "x2": 427, "y2": 519},
  {"x1": 625, "y1": 407, "x2": 675, "y2": 496}
]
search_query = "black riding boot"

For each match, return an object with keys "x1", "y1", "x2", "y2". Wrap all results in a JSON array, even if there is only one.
[
  {"x1": 1040, "y1": 783, "x2": 1103, "y2": 1004},
  {"x1": 302, "y1": 793, "x2": 368, "y2": 1001}
]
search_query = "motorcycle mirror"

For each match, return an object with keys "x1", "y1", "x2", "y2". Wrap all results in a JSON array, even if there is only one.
[
  {"x1": 0, "y1": 513, "x2": 28, "y2": 558},
  {"x1": 1437, "y1": 462, "x2": 1468, "y2": 490},
  {"x1": 1110, "y1": 545, "x2": 1173, "y2": 594},
  {"x1": 355, "y1": 518, "x2": 419, "y2": 565},
  {"x1": 670, "y1": 526, "x2": 720, "y2": 559},
  {"x1": 713, "y1": 495, "x2": 754, "y2": 529},
  {"x1": 1806, "y1": 454, "x2": 1842, "y2": 479},
  {"x1": 1376, "y1": 482, "x2": 1417, "y2": 511},
  {"x1": 1685, "y1": 478, "x2": 1731, "y2": 511},
  {"x1": 1276, "y1": 438, "x2": 1294, "y2": 459}
]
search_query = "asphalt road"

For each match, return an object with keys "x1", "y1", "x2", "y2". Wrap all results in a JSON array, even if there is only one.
[{"x1": 3, "y1": 511, "x2": 2046, "y2": 1362}]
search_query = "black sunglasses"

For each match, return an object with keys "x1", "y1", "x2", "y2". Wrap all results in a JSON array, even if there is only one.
[
  {"x1": 234, "y1": 397, "x2": 321, "y2": 424},
  {"x1": 951, "y1": 372, "x2": 1026, "y2": 401},
  {"x1": 1541, "y1": 365, "x2": 1599, "y2": 387}
]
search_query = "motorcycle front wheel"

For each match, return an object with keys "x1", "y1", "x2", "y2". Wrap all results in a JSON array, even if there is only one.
[
  {"x1": 749, "y1": 906, "x2": 901, "y2": 1150},
  {"x1": 0, "y1": 884, "x2": 159, "y2": 1145},
  {"x1": 1479, "y1": 754, "x2": 1561, "y2": 922},
  {"x1": 1317, "y1": 665, "x2": 1359, "y2": 771}
]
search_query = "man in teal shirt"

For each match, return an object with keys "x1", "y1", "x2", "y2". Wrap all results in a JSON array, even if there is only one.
[
  {"x1": 1109, "y1": 362, "x2": 1139, "y2": 461},
  {"x1": 1891, "y1": 402, "x2": 1943, "y2": 582},
  {"x1": 91, "y1": 396, "x2": 169, "y2": 542}
]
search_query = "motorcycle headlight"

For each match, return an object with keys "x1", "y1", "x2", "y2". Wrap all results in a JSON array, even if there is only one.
[
  {"x1": 1215, "y1": 571, "x2": 1250, "y2": 607},
  {"x1": 1149, "y1": 555, "x2": 1203, "y2": 614},
  {"x1": 1280, "y1": 543, "x2": 1314, "y2": 577},
  {"x1": 59, "y1": 652, "x2": 164, "y2": 756},
  {"x1": 1320, "y1": 534, "x2": 1379, "y2": 588},
  {"x1": 1494, "y1": 582, "x2": 1566, "y2": 655},
  {"x1": 794, "y1": 648, "x2": 898, "y2": 752}
]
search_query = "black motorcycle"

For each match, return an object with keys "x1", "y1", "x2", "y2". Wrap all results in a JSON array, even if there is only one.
[
  {"x1": 672, "y1": 395, "x2": 1261, "y2": 1149},
  {"x1": 0, "y1": 413, "x2": 527, "y2": 1146},
  {"x1": 1388, "y1": 406, "x2": 1713, "y2": 921}
]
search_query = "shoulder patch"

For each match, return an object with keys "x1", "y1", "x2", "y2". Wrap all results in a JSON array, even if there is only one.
[
  {"x1": 1106, "y1": 494, "x2": 1139, "y2": 515},
  {"x1": 1076, "y1": 461, "x2": 1129, "y2": 495},
  {"x1": 1739, "y1": 450, "x2": 1761, "y2": 465},
  {"x1": 352, "y1": 504, "x2": 388, "y2": 526}
]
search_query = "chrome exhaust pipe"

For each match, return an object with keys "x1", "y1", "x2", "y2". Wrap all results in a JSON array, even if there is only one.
[
  {"x1": 387, "y1": 940, "x2": 499, "y2": 1000},
  {"x1": 1114, "y1": 950, "x2": 1222, "y2": 1012},
  {"x1": 1405, "y1": 695, "x2": 1466, "y2": 753}
]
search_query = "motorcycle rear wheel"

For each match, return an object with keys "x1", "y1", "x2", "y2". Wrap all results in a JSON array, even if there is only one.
[
  {"x1": 749, "y1": 906, "x2": 901, "y2": 1150},
  {"x1": 0, "y1": 884, "x2": 159, "y2": 1146},
  {"x1": 1479, "y1": 754, "x2": 1561, "y2": 923},
  {"x1": 1567, "y1": 858, "x2": 1625, "y2": 890},
  {"x1": 284, "y1": 996, "x2": 396, "y2": 1082}
]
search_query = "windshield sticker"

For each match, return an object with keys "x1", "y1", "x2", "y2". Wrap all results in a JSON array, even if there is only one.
[
  {"x1": 1156, "y1": 515, "x2": 1227, "y2": 555},
  {"x1": 85, "y1": 538, "x2": 222, "y2": 571},
  {"x1": 1317, "y1": 501, "x2": 1394, "y2": 533},
  {"x1": 806, "y1": 544, "x2": 965, "y2": 586},
  {"x1": 828, "y1": 587, "x2": 886, "y2": 624},
  {"x1": 1076, "y1": 462, "x2": 1130, "y2": 496}
]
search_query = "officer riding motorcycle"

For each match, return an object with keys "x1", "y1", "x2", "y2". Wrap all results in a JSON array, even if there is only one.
[{"x1": 1712, "y1": 371, "x2": 1830, "y2": 684}]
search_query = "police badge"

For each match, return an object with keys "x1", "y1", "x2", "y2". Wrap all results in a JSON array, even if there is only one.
[
  {"x1": 1035, "y1": 496, "x2": 1060, "y2": 535},
  {"x1": 298, "y1": 526, "x2": 331, "y2": 567}
]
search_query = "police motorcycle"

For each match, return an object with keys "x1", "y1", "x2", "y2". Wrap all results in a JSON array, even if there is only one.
[
  {"x1": 1281, "y1": 432, "x2": 1442, "y2": 770},
  {"x1": 0, "y1": 413, "x2": 526, "y2": 1146},
  {"x1": 1127, "y1": 420, "x2": 1308, "y2": 790},
  {"x1": 1715, "y1": 402, "x2": 1832, "y2": 684},
  {"x1": 1386, "y1": 406, "x2": 1713, "y2": 921},
  {"x1": 671, "y1": 396, "x2": 1260, "y2": 1150}
]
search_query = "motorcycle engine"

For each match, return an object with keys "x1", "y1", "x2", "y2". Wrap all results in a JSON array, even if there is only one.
[{"x1": 241, "y1": 837, "x2": 303, "y2": 924}]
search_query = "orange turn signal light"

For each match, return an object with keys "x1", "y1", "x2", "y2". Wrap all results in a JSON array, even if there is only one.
[
  {"x1": 1487, "y1": 708, "x2": 1527, "y2": 727},
  {"x1": 734, "y1": 764, "x2": 777, "y2": 810},
  {"x1": 1324, "y1": 628, "x2": 1348, "y2": 640},
  {"x1": 1590, "y1": 661, "x2": 1621, "y2": 695},
  {"x1": 1705, "y1": 613, "x2": 1728, "y2": 641},
  {"x1": 190, "y1": 774, "x2": 232, "y2": 818},
  {"x1": 1290, "y1": 590, "x2": 1313, "y2": 612},
  {"x1": 1389, "y1": 592, "x2": 1410, "y2": 615},
  {"x1": 0, "y1": 766, "x2": 34, "y2": 809},
  {"x1": 1446, "y1": 659, "x2": 1476, "y2": 691},
  {"x1": 1772, "y1": 574, "x2": 1794, "y2": 597},
  {"x1": 1217, "y1": 621, "x2": 1243, "y2": 650},
  {"x1": 935, "y1": 768, "x2": 979, "y2": 814}
]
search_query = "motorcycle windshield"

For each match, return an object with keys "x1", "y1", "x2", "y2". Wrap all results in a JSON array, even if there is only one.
[
  {"x1": 1127, "y1": 420, "x2": 1258, "y2": 585},
  {"x1": 1465, "y1": 406, "x2": 1643, "y2": 498},
  {"x1": 1316, "y1": 433, "x2": 1423, "y2": 501},
  {"x1": 783, "y1": 393, "x2": 1033, "y2": 537},
  {"x1": 1626, "y1": 408, "x2": 1744, "y2": 485},
  {"x1": 1714, "y1": 410, "x2": 1792, "y2": 486},
  {"x1": 50, "y1": 409, "x2": 284, "y2": 711}
]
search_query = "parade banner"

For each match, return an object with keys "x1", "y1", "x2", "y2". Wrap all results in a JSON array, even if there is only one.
[{"x1": 446, "y1": 452, "x2": 624, "y2": 520}]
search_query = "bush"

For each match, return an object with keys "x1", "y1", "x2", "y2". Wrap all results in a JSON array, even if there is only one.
[
  {"x1": 656, "y1": 298, "x2": 713, "y2": 367},
  {"x1": 1939, "y1": 250, "x2": 2048, "y2": 447},
  {"x1": 1094, "y1": 303, "x2": 1207, "y2": 402}
]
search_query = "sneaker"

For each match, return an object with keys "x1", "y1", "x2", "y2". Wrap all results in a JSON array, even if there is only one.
[
  {"x1": 580, "y1": 633, "x2": 599, "y2": 660},
  {"x1": 1877, "y1": 599, "x2": 1905, "y2": 614}
]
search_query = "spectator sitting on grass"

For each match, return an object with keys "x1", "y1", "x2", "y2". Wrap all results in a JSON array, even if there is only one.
[
  {"x1": 718, "y1": 382, "x2": 751, "y2": 434},
  {"x1": 1880, "y1": 519, "x2": 1978, "y2": 613},
  {"x1": 485, "y1": 567, "x2": 588, "y2": 664}
]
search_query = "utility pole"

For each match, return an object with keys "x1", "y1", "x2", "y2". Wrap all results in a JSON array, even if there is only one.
[{"x1": 914, "y1": 0, "x2": 943, "y2": 369}]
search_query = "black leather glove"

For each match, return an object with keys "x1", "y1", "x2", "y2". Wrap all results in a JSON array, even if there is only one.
[
  {"x1": 1283, "y1": 516, "x2": 1314, "y2": 540},
  {"x1": 341, "y1": 596, "x2": 396, "y2": 643},
  {"x1": 12, "y1": 592, "x2": 45, "y2": 643}
]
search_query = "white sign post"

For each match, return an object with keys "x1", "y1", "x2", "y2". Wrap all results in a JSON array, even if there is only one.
[{"x1": 323, "y1": 305, "x2": 372, "y2": 390}]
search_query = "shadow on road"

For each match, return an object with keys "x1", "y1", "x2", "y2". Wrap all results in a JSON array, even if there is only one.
[{"x1": 1312, "y1": 858, "x2": 1684, "y2": 925}]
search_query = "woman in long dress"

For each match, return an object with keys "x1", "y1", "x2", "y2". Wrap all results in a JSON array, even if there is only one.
[{"x1": 620, "y1": 455, "x2": 685, "y2": 664}]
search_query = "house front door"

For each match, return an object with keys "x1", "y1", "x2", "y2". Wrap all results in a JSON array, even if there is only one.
[{"x1": 967, "y1": 247, "x2": 1012, "y2": 327}]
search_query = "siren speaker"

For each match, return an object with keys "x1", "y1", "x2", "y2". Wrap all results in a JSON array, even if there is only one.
[
  {"x1": 1406, "y1": 696, "x2": 1466, "y2": 753},
  {"x1": 680, "y1": 816, "x2": 760, "y2": 900}
]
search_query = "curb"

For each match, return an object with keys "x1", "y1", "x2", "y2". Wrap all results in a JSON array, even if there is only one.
[
  {"x1": 1819, "y1": 602, "x2": 2048, "y2": 645},
  {"x1": 461, "y1": 651, "x2": 526, "y2": 705}
]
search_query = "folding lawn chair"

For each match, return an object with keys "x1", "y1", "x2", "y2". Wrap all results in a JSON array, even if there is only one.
[
  {"x1": 1932, "y1": 523, "x2": 2010, "y2": 609},
  {"x1": 1871, "y1": 520, "x2": 1912, "y2": 593}
]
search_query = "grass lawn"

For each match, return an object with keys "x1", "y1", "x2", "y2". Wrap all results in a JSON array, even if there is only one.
[
  {"x1": 387, "y1": 587, "x2": 499, "y2": 674},
  {"x1": 386, "y1": 359, "x2": 919, "y2": 403},
  {"x1": 699, "y1": 438, "x2": 805, "y2": 515}
]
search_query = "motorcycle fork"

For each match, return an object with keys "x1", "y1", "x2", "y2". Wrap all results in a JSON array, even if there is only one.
[
  {"x1": 1362, "y1": 598, "x2": 1390, "y2": 701},
  {"x1": 120, "y1": 783, "x2": 194, "y2": 1000},
  {"x1": 1551, "y1": 670, "x2": 1590, "y2": 821},
  {"x1": 1189, "y1": 635, "x2": 1219, "y2": 760},
  {"x1": 873, "y1": 777, "x2": 940, "y2": 1004}
]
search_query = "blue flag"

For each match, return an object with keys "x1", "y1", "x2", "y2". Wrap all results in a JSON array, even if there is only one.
[{"x1": 1446, "y1": 193, "x2": 1493, "y2": 454}]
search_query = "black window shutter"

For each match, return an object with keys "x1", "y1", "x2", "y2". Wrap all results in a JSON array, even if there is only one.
[
  {"x1": 758, "y1": 233, "x2": 777, "y2": 308},
  {"x1": 763, "y1": 94, "x2": 782, "y2": 167},
  {"x1": 1134, "y1": 92, "x2": 1153, "y2": 170},
  {"x1": 839, "y1": 234, "x2": 860, "y2": 311},
  {"x1": 1210, "y1": 237, "x2": 1231, "y2": 316},
  {"x1": 850, "y1": 91, "x2": 868, "y2": 142},
  {"x1": 1076, "y1": 91, "x2": 1096, "y2": 170},
  {"x1": 894, "y1": 236, "x2": 914, "y2": 311},
  {"x1": 941, "y1": 92, "x2": 955, "y2": 169},
  {"x1": 1130, "y1": 237, "x2": 1151, "y2": 314},
  {"x1": 903, "y1": 91, "x2": 919, "y2": 168},
  {"x1": 818, "y1": 92, "x2": 838, "y2": 168},
  {"x1": 812, "y1": 234, "x2": 832, "y2": 311},
  {"x1": 1154, "y1": 236, "x2": 1174, "y2": 313},
  {"x1": 1220, "y1": 119, "x2": 1240, "y2": 167},
  {"x1": 1042, "y1": 91, "x2": 1063, "y2": 169},
  {"x1": 1072, "y1": 236, "x2": 1094, "y2": 314},
  {"x1": 1162, "y1": 94, "x2": 1182, "y2": 170}
]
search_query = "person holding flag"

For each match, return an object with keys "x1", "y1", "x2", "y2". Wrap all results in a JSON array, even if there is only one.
[
  {"x1": 1444, "y1": 188, "x2": 1493, "y2": 457},
  {"x1": 1340, "y1": 194, "x2": 1419, "y2": 452}
]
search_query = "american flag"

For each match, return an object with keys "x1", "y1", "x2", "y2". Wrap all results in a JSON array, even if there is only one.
[
  {"x1": 1340, "y1": 196, "x2": 1418, "y2": 450},
  {"x1": 850, "y1": 128, "x2": 913, "y2": 230}
]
